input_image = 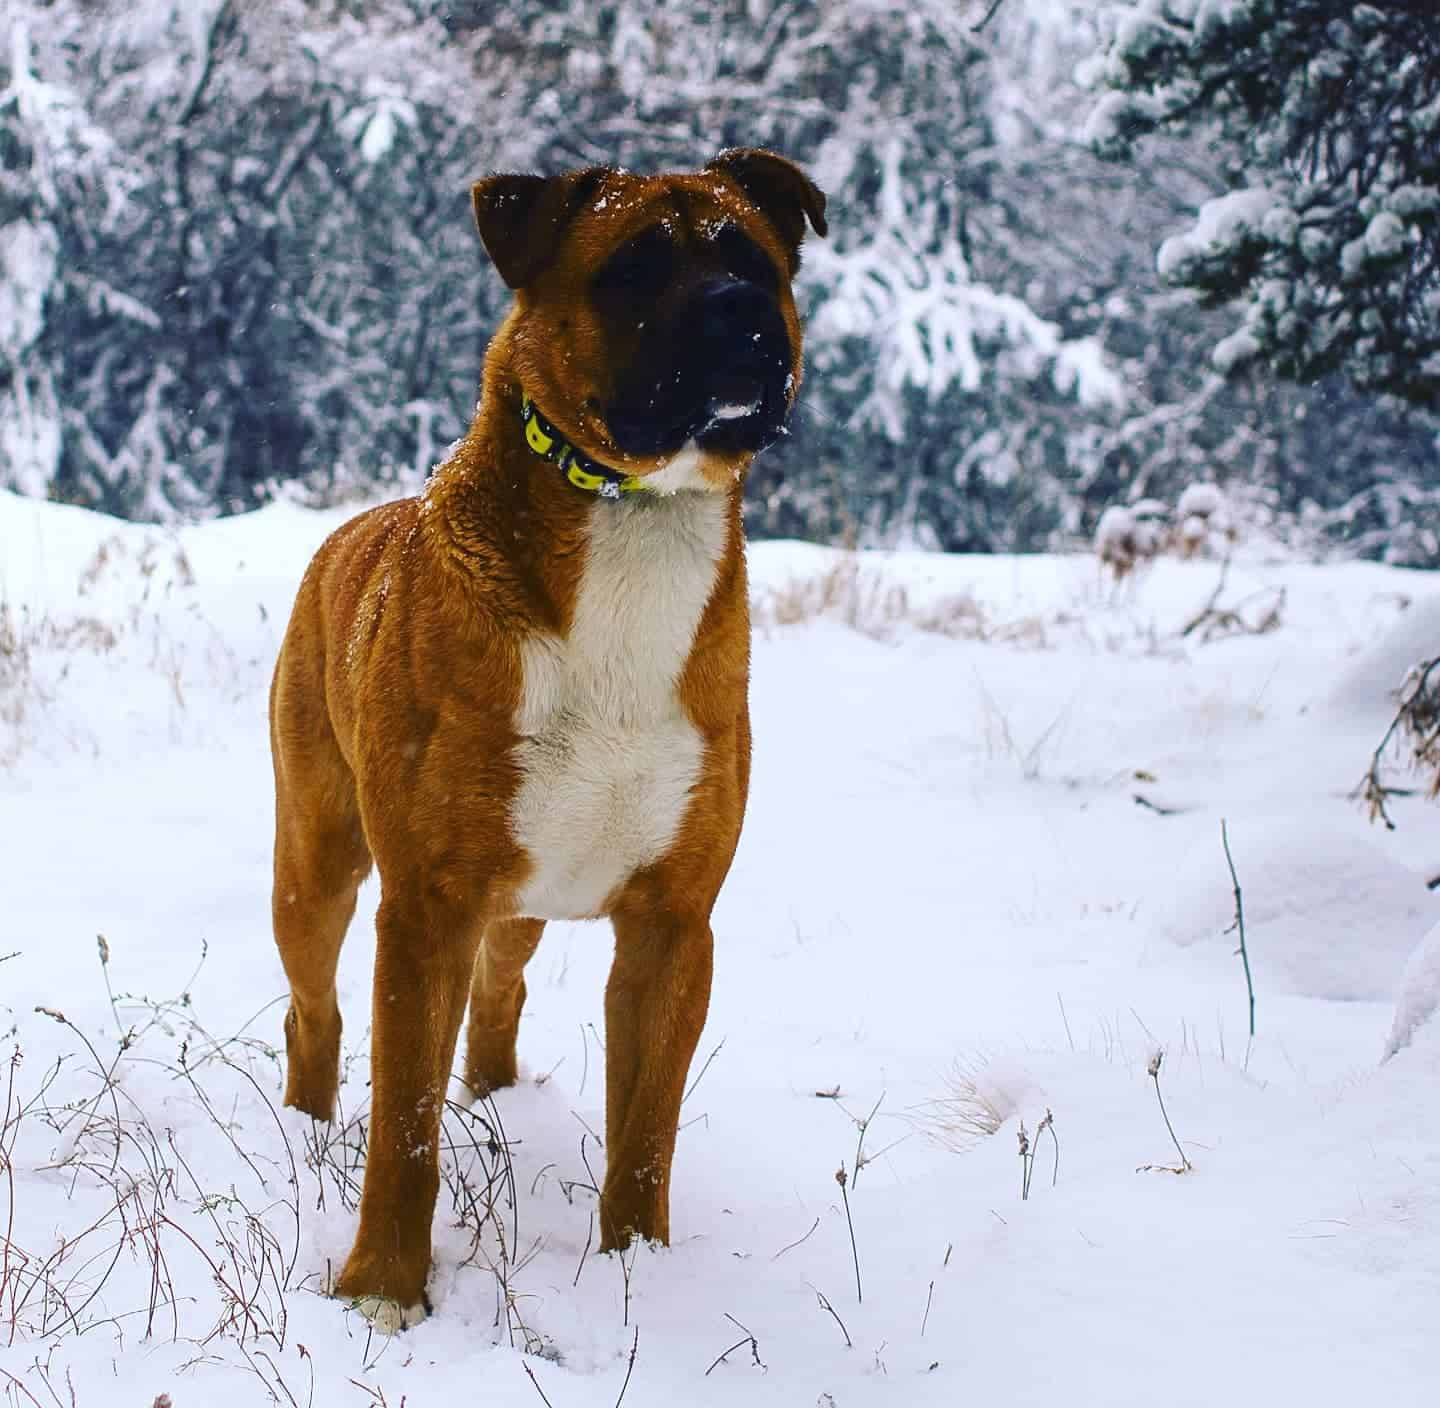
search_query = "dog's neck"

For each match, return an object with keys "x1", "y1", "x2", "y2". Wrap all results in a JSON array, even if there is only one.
[
  {"x1": 518, "y1": 394, "x2": 653, "y2": 500},
  {"x1": 419, "y1": 370, "x2": 743, "y2": 634}
]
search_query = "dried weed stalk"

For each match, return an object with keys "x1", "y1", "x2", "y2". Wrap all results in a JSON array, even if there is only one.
[
  {"x1": 1220, "y1": 820, "x2": 1256, "y2": 1045},
  {"x1": 1178, "y1": 560, "x2": 1286, "y2": 644},
  {"x1": 1356, "y1": 656, "x2": 1440, "y2": 830},
  {"x1": 1138, "y1": 1049, "x2": 1191, "y2": 1175},
  {"x1": 1017, "y1": 1109, "x2": 1058, "y2": 1201},
  {"x1": 704, "y1": 1312, "x2": 766, "y2": 1377}
]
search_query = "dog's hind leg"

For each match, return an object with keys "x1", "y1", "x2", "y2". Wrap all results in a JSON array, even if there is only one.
[
  {"x1": 464, "y1": 917, "x2": 546, "y2": 1099},
  {"x1": 270, "y1": 658, "x2": 371, "y2": 1123}
]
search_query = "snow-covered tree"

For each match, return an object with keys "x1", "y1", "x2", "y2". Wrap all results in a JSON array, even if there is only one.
[
  {"x1": 1084, "y1": 0, "x2": 1440, "y2": 405},
  {"x1": 2, "y1": 0, "x2": 1437, "y2": 567},
  {"x1": 1, "y1": 0, "x2": 534, "y2": 517},
  {"x1": 0, "y1": 7, "x2": 115, "y2": 501}
]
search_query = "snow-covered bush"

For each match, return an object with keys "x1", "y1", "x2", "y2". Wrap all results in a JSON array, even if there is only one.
[
  {"x1": 1094, "y1": 499, "x2": 1170, "y2": 579},
  {"x1": 1094, "y1": 481, "x2": 1231, "y2": 577}
]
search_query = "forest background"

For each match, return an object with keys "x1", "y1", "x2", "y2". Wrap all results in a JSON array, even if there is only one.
[{"x1": 3, "y1": 0, "x2": 1437, "y2": 562}]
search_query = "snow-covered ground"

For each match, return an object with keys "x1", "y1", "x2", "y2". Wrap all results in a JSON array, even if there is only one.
[{"x1": 2, "y1": 487, "x2": 1438, "y2": 1406}]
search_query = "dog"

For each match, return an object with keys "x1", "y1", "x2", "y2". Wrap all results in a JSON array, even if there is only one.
[{"x1": 268, "y1": 149, "x2": 826, "y2": 1327}]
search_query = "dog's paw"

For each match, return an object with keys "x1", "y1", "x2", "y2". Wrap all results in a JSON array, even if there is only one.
[{"x1": 350, "y1": 1295, "x2": 428, "y2": 1334}]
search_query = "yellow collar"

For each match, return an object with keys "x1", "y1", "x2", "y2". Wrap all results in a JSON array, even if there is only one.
[{"x1": 520, "y1": 395, "x2": 651, "y2": 499}]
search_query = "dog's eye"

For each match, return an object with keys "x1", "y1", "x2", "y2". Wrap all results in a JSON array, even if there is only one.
[
  {"x1": 711, "y1": 225, "x2": 778, "y2": 290},
  {"x1": 594, "y1": 231, "x2": 675, "y2": 298}
]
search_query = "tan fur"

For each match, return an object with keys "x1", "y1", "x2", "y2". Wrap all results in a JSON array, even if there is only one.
[{"x1": 269, "y1": 153, "x2": 823, "y2": 1320}]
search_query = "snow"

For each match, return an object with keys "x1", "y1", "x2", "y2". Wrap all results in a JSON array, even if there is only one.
[
  {"x1": 1094, "y1": 502, "x2": 1138, "y2": 554},
  {"x1": 1157, "y1": 187, "x2": 1277, "y2": 281},
  {"x1": 1081, "y1": 89, "x2": 1163, "y2": 150},
  {"x1": 1194, "y1": 0, "x2": 1251, "y2": 41},
  {"x1": 3, "y1": 490, "x2": 1440, "y2": 1404},
  {"x1": 0, "y1": 220, "x2": 57, "y2": 357},
  {"x1": 1387, "y1": 920, "x2": 1440, "y2": 1058},
  {"x1": 1387, "y1": 184, "x2": 1440, "y2": 218},
  {"x1": 1341, "y1": 234, "x2": 1371, "y2": 280},
  {"x1": 1210, "y1": 326, "x2": 1261, "y2": 374},
  {"x1": 1260, "y1": 203, "x2": 1299, "y2": 245},
  {"x1": 1364, "y1": 211, "x2": 1407, "y2": 261},
  {"x1": 338, "y1": 92, "x2": 418, "y2": 165},
  {"x1": 1093, "y1": 501, "x2": 1167, "y2": 570},
  {"x1": 1176, "y1": 482, "x2": 1225, "y2": 520},
  {"x1": 0, "y1": 220, "x2": 62, "y2": 494}
]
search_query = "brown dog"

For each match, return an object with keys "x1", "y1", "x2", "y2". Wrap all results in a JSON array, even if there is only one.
[{"x1": 269, "y1": 149, "x2": 826, "y2": 1327}]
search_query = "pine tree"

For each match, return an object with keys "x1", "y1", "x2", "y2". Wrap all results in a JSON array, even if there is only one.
[{"x1": 1084, "y1": 0, "x2": 1440, "y2": 406}]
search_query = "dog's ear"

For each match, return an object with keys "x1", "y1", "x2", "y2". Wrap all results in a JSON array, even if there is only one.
[
  {"x1": 706, "y1": 148, "x2": 828, "y2": 270},
  {"x1": 471, "y1": 167, "x2": 610, "y2": 288}
]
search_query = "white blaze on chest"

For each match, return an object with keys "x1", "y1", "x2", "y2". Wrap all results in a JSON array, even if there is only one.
[{"x1": 510, "y1": 493, "x2": 729, "y2": 921}]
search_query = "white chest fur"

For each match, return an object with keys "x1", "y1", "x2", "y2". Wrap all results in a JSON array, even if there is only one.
[{"x1": 510, "y1": 492, "x2": 729, "y2": 921}]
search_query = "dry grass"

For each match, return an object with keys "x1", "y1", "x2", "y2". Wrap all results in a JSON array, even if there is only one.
[
  {"x1": 752, "y1": 553, "x2": 1054, "y2": 646},
  {"x1": 0, "y1": 528, "x2": 245, "y2": 768},
  {"x1": 0, "y1": 601, "x2": 119, "y2": 766},
  {"x1": 1356, "y1": 655, "x2": 1440, "y2": 829},
  {"x1": 0, "y1": 603, "x2": 32, "y2": 738},
  {"x1": 916, "y1": 1059, "x2": 1017, "y2": 1152},
  {"x1": 0, "y1": 940, "x2": 544, "y2": 1404}
]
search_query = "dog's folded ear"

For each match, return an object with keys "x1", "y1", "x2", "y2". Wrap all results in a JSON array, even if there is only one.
[
  {"x1": 471, "y1": 167, "x2": 611, "y2": 289},
  {"x1": 705, "y1": 149, "x2": 828, "y2": 270}
]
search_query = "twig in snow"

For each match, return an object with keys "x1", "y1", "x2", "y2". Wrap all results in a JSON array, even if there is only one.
[
  {"x1": 614, "y1": 1327, "x2": 639, "y2": 1408},
  {"x1": 1353, "y1": 655, "x2": 1440, "y2": 830},
  {"x1": 811, "y1": 1286, "x2": 852, "y2": 1348},
  {"x1": 523, "y1": 1361, "x2": 558, "y2": 1408},
  {"x1": 681, "y1": 1037, "x2": 726, "y2": 1107},
  {"x1": 619, "y1": 1238, "x2": 637, "y2": 1328},
  {"x1": 1057, "y1": 992, "x2": 1075, "y2": 1053},
  {"x1": 835, "y1": 1163, "x2": 861, "y2": 1303},
  {"x1": 771, "y1": 1216, "x2": 820, "y2": 1261},
  {"x1": 1018, "y1": 1112, "x2": 1055, "y2": 1199},
  {"x1": 704, "y1": 1313, "x2": 766, "y2": 1376},
  {"x1": 845, "y1": 1093, "x2": 886, "y2": 1186},
  {"x1": 1138, "y1": 1050, "x2": 1191, "y2": 1174},
  {"x1": 1133, "y1": 793, "x2": 1187, "y2": 817},
  {"x1": 1179, "y1": 555, "x2": 1285, "y2": 644},
  {"x1": 1221, "y1": 819, "x2": 1255, "y2": 1043},
  {"x1": 971, "y1": 0, "x2": 1010, "y2": 33},
  {"x1": 572, "y1": 1211, "x2": 594, "y2": 1288},
  {"x1": 1181, "y1": 553, "x2": 1231, "y2": 635},
  {"x1": 95, "y1": 935, "x2": 126, "y2": 1044}
]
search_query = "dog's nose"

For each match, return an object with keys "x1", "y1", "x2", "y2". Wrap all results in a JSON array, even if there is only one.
[{"x1": 698, "y1": 279, "x2": 774, "y2": 344}]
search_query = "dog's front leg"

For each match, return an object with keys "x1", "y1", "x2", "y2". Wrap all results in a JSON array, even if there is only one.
[
  {"x1": 334, "y1": 886, "x2": 481, "y2": 1326},
  {"x1": 600, "y1": 899, "x2": 714, "y2": 1251}
]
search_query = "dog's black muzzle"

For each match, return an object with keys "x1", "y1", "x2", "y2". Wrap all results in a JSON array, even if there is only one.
[{"x1": 606, "y1": 277, "x2": 793, "y2": 458}]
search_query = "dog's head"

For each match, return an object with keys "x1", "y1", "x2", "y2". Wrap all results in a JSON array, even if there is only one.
[{"x1": 472, "y1": 150, "x2": 827, "y2": 492}]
